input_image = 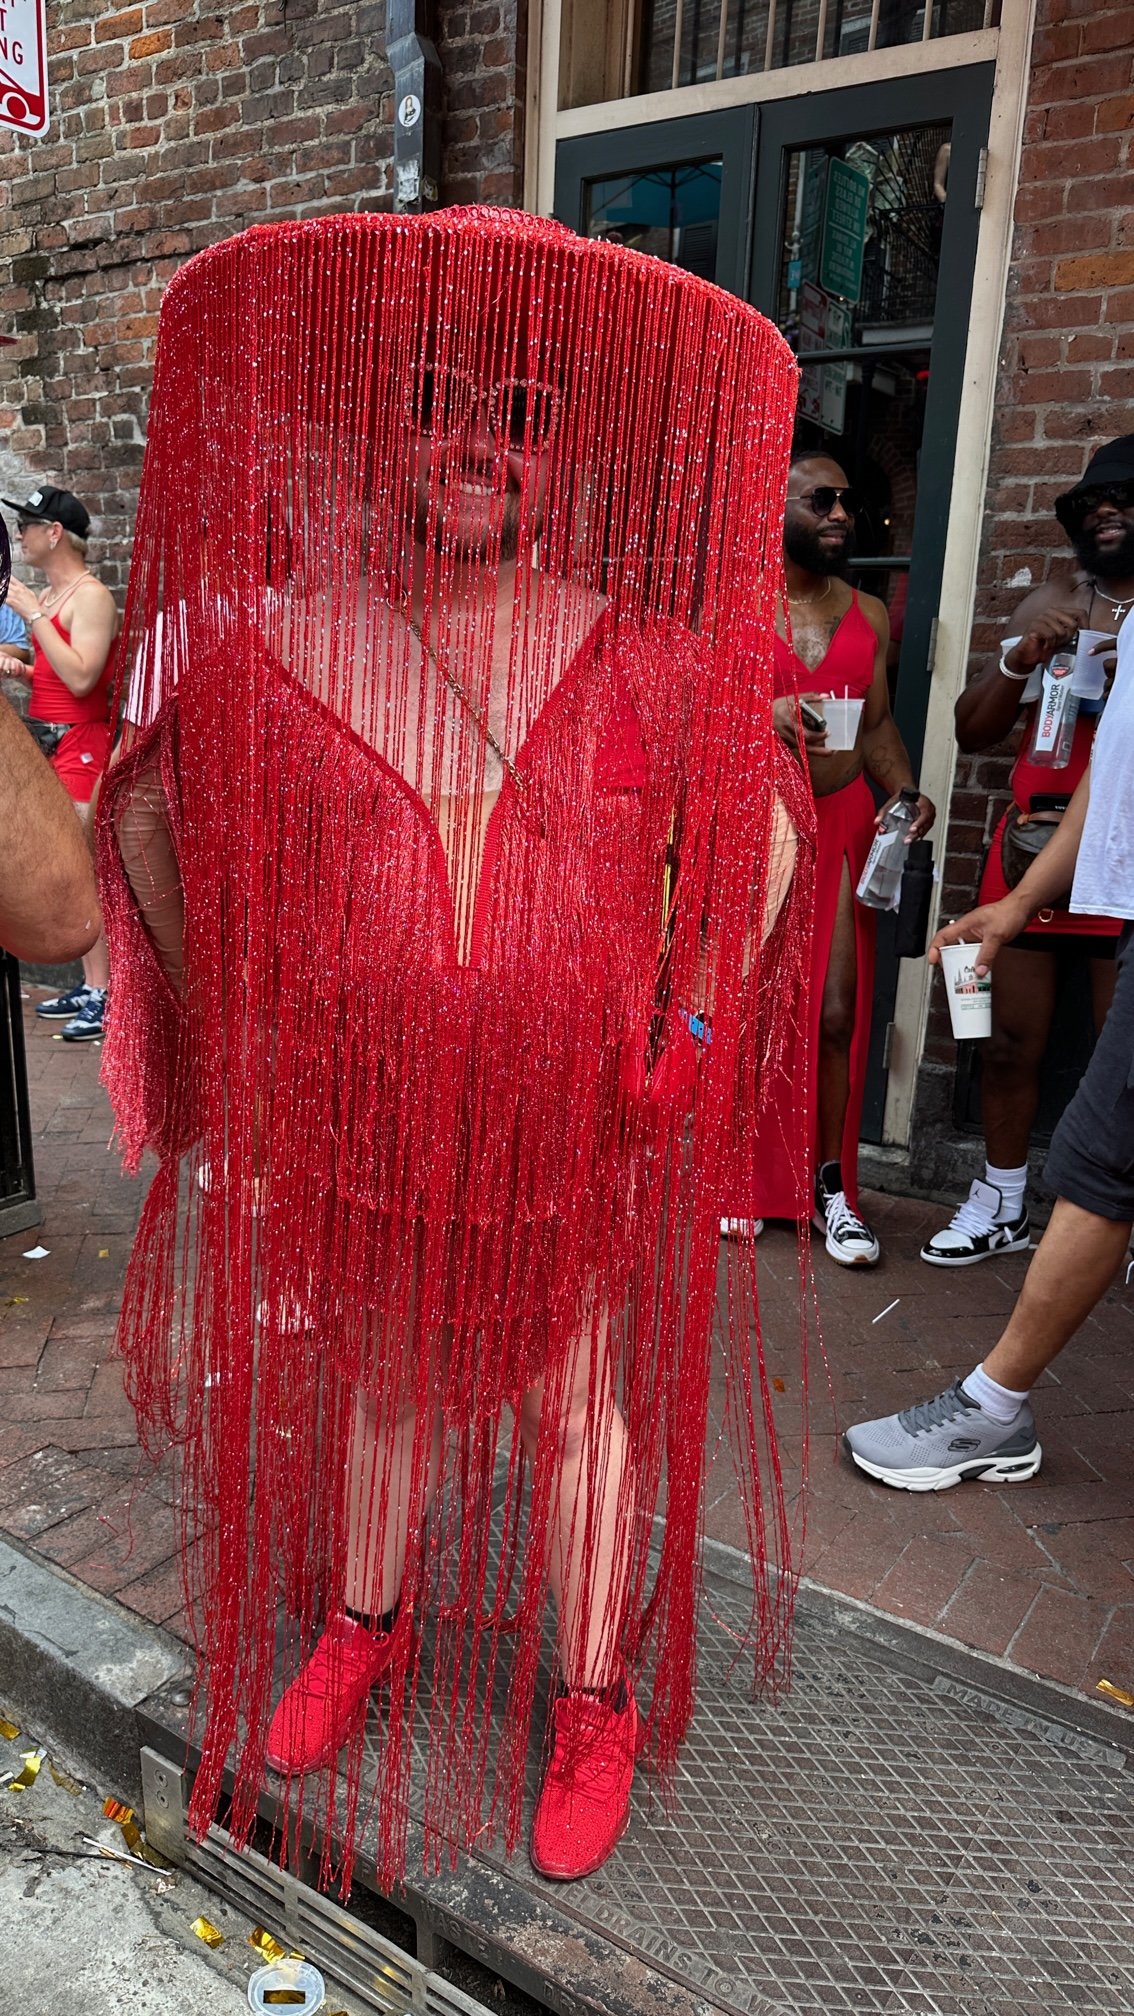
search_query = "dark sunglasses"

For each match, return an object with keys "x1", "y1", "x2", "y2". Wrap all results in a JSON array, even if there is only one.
[
  {"x1": 796, "y1": 485, "x2": 862, "y2": 518},
  {"x1": 410, "y1": 370, "x2": 558, "y2": 451},
  {"x1": 15, "y1": 514, "x2": 44, "y2": 533},
  {"x1": 1056, "y1": 480, "x2": 1134, "y2": 533}
]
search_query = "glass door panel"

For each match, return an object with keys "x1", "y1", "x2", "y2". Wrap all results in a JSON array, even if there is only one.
[
  {"x1": 750, "y1": 67, "x2": 994, "y2": 1136},
  {"x1": 555, "y1": 107, "x2": 757, "y2": 297},
  {"x1": 584, "y1": 160, "x2": 724, "y2": 278},
  {"x1": 774, "y1": 121, "x2": 951, "y2": 700}
]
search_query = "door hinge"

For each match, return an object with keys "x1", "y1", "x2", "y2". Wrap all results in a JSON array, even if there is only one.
[
  {"x1": 974, "y1": 147, "x2": 988, "y2": 211},
  {"x1": 927, "y1": 615, "x2": 940, "y2": 676},
  {"x1": 881, "y1": 1021, "x2": 896, "y2": 1071}
]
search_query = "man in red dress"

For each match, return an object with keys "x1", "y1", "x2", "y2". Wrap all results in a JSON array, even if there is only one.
[{"x1": 728, "y1": 451, "x2": 934, "y2": 1265}]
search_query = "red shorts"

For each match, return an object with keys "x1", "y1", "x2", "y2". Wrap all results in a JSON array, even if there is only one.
[{"x1": 52, "y1": 721, "x2": 112, "y2": 805}]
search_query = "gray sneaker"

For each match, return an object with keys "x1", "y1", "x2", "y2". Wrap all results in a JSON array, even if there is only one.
[{"x1": 843, "y1": 1378, "x2": 1041, "y2": 1492}]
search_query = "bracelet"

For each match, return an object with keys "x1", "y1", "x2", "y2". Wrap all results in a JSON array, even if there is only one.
[{"x1": 998, "y1": 650, "x2": 1031, "y2": 682}]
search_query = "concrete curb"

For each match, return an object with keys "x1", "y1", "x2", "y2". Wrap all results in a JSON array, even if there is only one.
[{"x1": 0, "y1": 1534, "x2": 190, "y2": 1802}]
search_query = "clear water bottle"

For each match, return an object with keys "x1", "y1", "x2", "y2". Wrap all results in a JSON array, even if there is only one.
[
  {"x1": 856, "y1": 786, "x2": 920, "y2": 911},
  {"x1": 1027, "y1": 648, "x2": 1079, "y2": 768}
]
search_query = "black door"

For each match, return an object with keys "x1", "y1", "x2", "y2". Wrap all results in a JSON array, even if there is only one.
[{"x1": 556, "y1": 62, "x2": 994, "y2": 1138}]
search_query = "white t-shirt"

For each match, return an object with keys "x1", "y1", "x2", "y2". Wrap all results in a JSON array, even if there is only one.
[{"x1": 1071, "y1": 617, "x2": 1134, "y2": 919}]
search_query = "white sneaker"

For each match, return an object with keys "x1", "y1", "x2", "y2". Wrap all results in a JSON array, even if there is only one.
[
  {"x1": 720, "y1": 1217, "x2": 764, "y2": 1239},
  {"x1": 920, "y1": 1179, "x2": 1030, "y2": 1268},
  {"x1": 813, "y1": 1179, "x2": 880, "y2": 1267}
]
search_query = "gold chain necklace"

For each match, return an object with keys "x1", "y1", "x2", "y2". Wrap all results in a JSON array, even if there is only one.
[
  {"x1": 788, "y1": 576, "x2": 832, "y2": 608},
  {"x1": 38, "y1": 568, "x2": 94, "y2": 612},
  {"x1": 407, "y1": 613, "x2": 524, "y2": 792}
]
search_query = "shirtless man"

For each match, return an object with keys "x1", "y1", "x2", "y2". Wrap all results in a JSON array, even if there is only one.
[
  {"x1": 920, "y1": 435, "x2": 1133, "y2": 1266},
  {"x1": 4, "y1": 488, "x2": 118, "y2": 1039},
  {"x1": 733, "y1": 450, "x2": 934, "y2": 1265}
]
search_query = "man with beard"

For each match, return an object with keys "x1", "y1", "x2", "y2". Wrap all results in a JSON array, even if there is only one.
[
  {"x1": 725, "y1": 450, "x2": 933, "y2": 1264},
  {"x1": 97, "y1": 208, "x2": 807, "y2": 1891},
  {"x1": 920, "y1": 436, "x2": 1133, "y2": 1267}
]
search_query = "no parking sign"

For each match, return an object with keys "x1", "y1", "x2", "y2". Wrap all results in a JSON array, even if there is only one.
[{"x1": 0, "y1": 1, "x2": 48, "y2": 138}]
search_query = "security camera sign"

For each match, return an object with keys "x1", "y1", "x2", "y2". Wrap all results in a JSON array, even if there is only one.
[{"x1": 0, "y1": 1, "x2": 48, "y2": 137}]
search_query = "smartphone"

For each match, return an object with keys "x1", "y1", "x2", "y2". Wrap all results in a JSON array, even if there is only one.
[{"x1": 798, "y1": 700, "x2": 827, "y2": 734}]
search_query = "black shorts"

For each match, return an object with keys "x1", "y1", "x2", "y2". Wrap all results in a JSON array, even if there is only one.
[
  {"x1": 1007, "y1": 931, "x2": 1117, "y2": 959},
  {"x1": 1044, "y1": 923, "x2": 1134, "y2": 1221}
]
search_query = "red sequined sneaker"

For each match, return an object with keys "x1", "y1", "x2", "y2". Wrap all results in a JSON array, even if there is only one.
[
  {"x1": 530, "y1": 1684, "x2": 639, "y2": 1880},
  {"x1": 265, "y1": 1610, "x2": 406, "y2": 1774}
]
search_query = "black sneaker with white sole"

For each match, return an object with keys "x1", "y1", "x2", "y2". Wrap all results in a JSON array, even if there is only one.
[
  {"x1": 921, "y1": 1178, "x2": 1030, "y2": 1267},
  {"x1": 814, "y1": 1163, "x2": 880, "y2": 1267},
  {"x1": 843, "y1": 1378, "x2": 1042, "y2": 1492}
]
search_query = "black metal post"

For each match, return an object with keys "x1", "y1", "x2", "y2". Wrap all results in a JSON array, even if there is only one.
[
  {"x1": 0, "y1": 950, "x2": 41, "y2": 1237},
  {"x1": 388, "y1": 0, "x2": 443, "y2": 212}
]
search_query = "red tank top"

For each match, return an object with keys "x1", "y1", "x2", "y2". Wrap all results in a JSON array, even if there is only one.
[
  {"x1": 29, "y1": 607, "x2": 115, "y2": 725},
  {"x1": 772, "y1": 590, "x2": 876, "y2": 700},
  {"x1": 1009, "y1": 707, "x2": 1096, "y2": 810}
]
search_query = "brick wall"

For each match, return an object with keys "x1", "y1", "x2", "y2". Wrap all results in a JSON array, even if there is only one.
[
  {"x1": 910, "y1": 0, "x2": 1134, "y2": 1167},
  {"x1": 0, "y1": 1, "x2": 527, "y2": 598}
]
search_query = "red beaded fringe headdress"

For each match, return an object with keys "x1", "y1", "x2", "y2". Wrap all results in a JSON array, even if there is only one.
[{"x1": 98, "y1": 206, "x2": 811, "y2": 1891}]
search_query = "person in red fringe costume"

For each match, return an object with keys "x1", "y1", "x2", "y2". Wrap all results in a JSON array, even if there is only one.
[
  {"x1": 97, "y1": 208, "x2": 812, "y2": 1891},
  {"x1": 725, "y1": 450, "x2": 934, "y2": 1267}
]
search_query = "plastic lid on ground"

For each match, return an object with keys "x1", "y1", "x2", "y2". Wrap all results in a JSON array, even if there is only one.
[{"x1": 247, "y1": 1958, "x2": 326, "y2": 2013}]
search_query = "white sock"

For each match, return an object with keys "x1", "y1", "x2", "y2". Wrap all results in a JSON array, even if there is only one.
[
  {"x1": 962, "y1": 1362, "x2": 1030, "y2": 1423},
  {"x1": 985, "y1": 1161, "x2": 1027, "y2": 1222}
]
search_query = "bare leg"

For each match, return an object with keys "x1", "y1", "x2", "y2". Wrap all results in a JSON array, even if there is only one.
[
  {"x1": 817, "y1": 862, "x2": 857, "y2": 1167},
  {"x1": 982, "y1": 947, "x2": 1058, "y2": 1167},
  {"x1": 518, "y1": 1318, "x2": 634, "y2": 1690},
  {"x1": 112, "y1": 756, "x2": 185, "y2": 991},
  {"x1": 983, "y1": 1198, "x2": 1131, "y2": 1391},
  {"x1": 73, "y1": 797, "x2": 110, "y2": 990},
  {"x1": 344, "y1": 1388, "x2": 442, "y2": 1617}
]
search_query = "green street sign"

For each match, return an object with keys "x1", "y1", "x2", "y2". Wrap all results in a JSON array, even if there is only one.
[{"x1": 819, "y1": 156, "x2": 870, "y2": 304}]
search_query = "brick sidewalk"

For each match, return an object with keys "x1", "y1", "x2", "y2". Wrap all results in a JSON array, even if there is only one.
[{"x1": 4, "y1": 990, "x2": 1133, "y2": 1701}]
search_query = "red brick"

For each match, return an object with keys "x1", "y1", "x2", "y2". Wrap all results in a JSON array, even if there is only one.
[
  {"x1": 1057, "y1": 249, "x2": 1134, "y2": 292},
  {"x1": 1080, "y1": 6, "x2": 1134, "y2": 52},
  {"x1": 1066, "y1": 331, "x2": 1116, "y2": 362},
  {"x1": 1032, "y1": 21, "x2": 1081, "y2": 63},
  {"x1": 1097, "y1": 95, "x2": 1134, "y2": 135},
  {"x1": 938, "y1": 1565, "x2": 1043, "y2": 1660},
  {"x1": 1006, "y1": 1585, "x2": 1114, "y2": 1689},
  {"x1": 95, "y1": 9, "x2": 145, "y2": 45}
]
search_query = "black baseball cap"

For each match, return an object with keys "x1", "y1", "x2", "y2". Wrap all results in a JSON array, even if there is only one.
[
  {"x1": 1054, "y1": 435, "x2": 1134, "y2": 532},
  {"x1": 2, "y1": 484, "x2": 91, "y2": 539}
]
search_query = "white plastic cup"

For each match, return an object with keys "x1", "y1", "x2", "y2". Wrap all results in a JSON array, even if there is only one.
[
  {"x1": 819, "y1": 695, "x2": 864, "y2": 750},
  {"x1": 938, "y1": 940, "x2": 992, "y2": 1041},
  {"x1": 1071, "y1": 628, "x2": 1113, "y2": 700},
  {"x1": 247, "y1": 1960, "x2": 326, "y2": 2013}
]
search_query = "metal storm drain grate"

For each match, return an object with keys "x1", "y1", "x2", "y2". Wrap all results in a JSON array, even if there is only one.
[
  {"x1": 142, "y1": 1555, "x2": 1134, "y2": 2016},
  {"x1": 142, "y1": 1745, "x2": 495, "y2": 2016}
]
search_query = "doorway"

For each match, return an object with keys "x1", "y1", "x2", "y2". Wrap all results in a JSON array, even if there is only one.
[{"x1": 555, "y1": 61, "x2": 994, "y2": 1138}]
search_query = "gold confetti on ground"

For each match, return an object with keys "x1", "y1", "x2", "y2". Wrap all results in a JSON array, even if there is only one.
[
  {"x1": 6, "y1": 1749, "x2": 45, "y2": 1791},
  {"x1": 1097, "y1": 1677, "x2": 1134, "y2": 1708},
  {"x1": 49, "y1": 1763, "x2": 83, "y2": 1795},
  {"x1": 98, "y1": 1248, "x2": 110, "y2": 1258},
  {"x1": 191, "y1": 1914, "x2": 225, "y2": 1948},
  {"x1": 0, "y1": 1718, "x2": 19, "y2": 1742},
  {"x1": 250, "y1": 1927, "x2": 288, "y2": 1964}
]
